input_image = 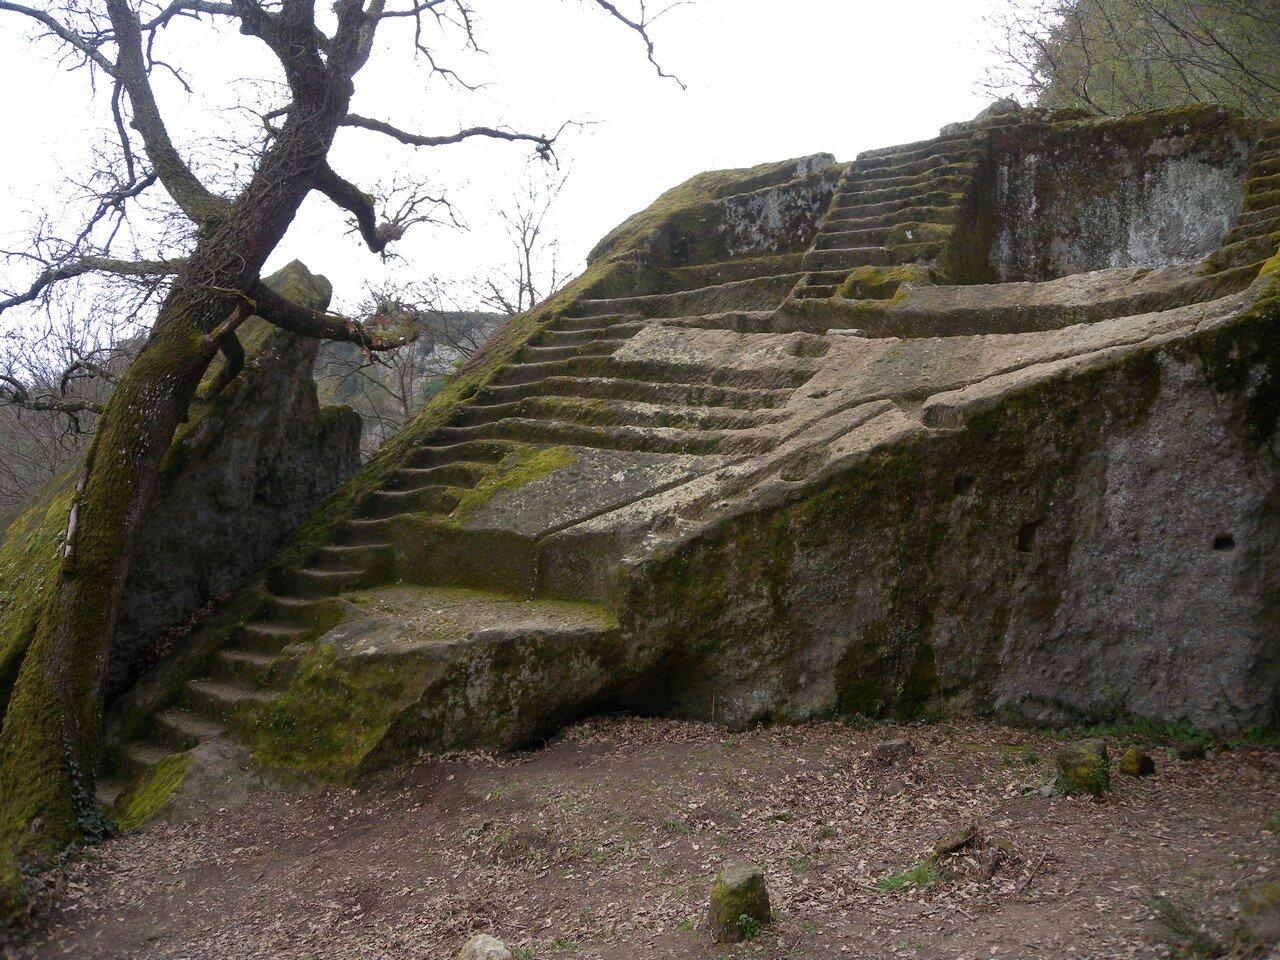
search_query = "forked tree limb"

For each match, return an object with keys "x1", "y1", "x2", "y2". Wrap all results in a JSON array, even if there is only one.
[
  {"x1": 250, "y1": 280, "x2": 419, "y2": 351},
  {"x1": 0, "y1": 255, "x2": 185, "y2": 314}
]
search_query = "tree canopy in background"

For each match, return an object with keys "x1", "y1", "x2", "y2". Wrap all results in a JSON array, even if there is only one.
[{"x1": 989, "y1": 0, "x2": 1280, "y2": 116}]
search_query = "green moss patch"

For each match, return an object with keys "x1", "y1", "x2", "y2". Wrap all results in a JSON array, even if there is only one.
[
  {"x1": 876, "y1": 860, "x2": 942, "y2": 892},
  {"x1": 444, "y1": 446, "x2": 577, "y2": 527},
  {"x1": 112, "y1": 752, "x2": 193, "y2": 831},
  {"x1": 238, "y1": 645, "x2": 416, "y2": 781}
]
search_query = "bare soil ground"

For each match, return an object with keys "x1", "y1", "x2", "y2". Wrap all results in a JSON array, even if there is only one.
[{"x1": 13, "y1": 717, "x2": 1280, "y2": 960}]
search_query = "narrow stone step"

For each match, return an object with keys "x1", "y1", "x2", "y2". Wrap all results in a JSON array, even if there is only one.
[
  {"x1": 211, "y1": 648, "x2": 277, "y2": 687},
  {"x1": 815, "y1": 227, "x2": 890, "y2": 248},
  {"x1": 535, "y1": 323, "x2": 642, "y2": 348},
  {"x1": 794, "y1": 285, "x2": 838, "y2": 300},
  {"x1": 803, "y1": 247, "x2": 891, "y2": 270},
  {"x1": 384, "y1": 460, "x2": 490, "y2": 491},
  {"x1": 834, "y1": 190, "x2": 965, "y2": 221},
  {"x1": 837, "y1": 175, "x2": 971, "y2": 208},
  {"x1": 553, "y1": 312, "x2": 644, "y2": 332},
  {"x1": 464, "y1": 396, "x2": 781, "y2": 432},
  {"x1": 116, "y1": 742, "x2": 170, "y2": 780},
  {"x1": 357, "y1": 484, "x2": 463, "y2": 520},
  {"x1": 856, "y1": 129, "x2": 973, "y2": 163},
  {"x1": 473, "y1": 375, "x2": 791, "y2": 411},
  {"x1": 518, "y1": 338, "x2": 625, "y2": 364},
  {"x1": 490, "y1": 355, "x2": 610, "y2": 387},
  {"x1": 849, "y1": 161, "x2": 976, "y2": 191},
  {"x1": 1223, "y1": 213, "x2": 1280, "y2": 245},
  {"x1": 1248, "y1": 155, "x2": 1280, "y2": 179},
  {"x1": 1205, "y1": 231, "x2": 1280, "y2": 272},
  {"x1": 1245, "y1": 173, "x2": 1280, "y2": 198},
  {"x1": 284, "y1": 566, "x2": 371, "y2": 600},
  {"x1": 401, "y1": 438, "x2": 522, "y2": 470},
  {"x1": 313, "y1": 541, "x2": 397, "y2": 572},
  {"x1": 96, "y1": 778, "x2": 126, "y2": 808},
  {"x1": 152, "y1": 707, "x2": 225, "y2": 750},
  {"x1": 182, "y1": 678, "x2": 269, "y2": 721},
  {"x1": 433, "y1": 417, "x2": 733, "y2": 456},
  {"x1": 262, "y1": 595, "x2": 327, "y2": 629},
  {"x1": 852, "y1": 146, "x2": 973, "y2": 179},
  {"x1": 1244, "y1": 188, "x2": 1280, "y2": 213},
  {"x1": 825, "y1": 204, "x2": 959, "y2": 231}
]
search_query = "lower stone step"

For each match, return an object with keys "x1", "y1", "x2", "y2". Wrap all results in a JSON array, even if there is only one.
[
  {"x1": 181, "y1": 678, "x2": 269, "y2": 721},
  {"x1": 151, "y1": 707, "x2": 226, "y2": 750},
  {"x1": 473, "y1": 376, "x2": 791, "y2": 411}
]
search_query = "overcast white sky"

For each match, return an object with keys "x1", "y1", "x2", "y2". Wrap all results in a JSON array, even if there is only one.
[{"x1": 0, "y1": 0, "x2": 1015, "y2": 319}]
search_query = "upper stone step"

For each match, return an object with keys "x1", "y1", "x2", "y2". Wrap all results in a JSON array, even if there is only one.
[{"x1": 803, "y1": 247, "x2": 891, "y2": 270}]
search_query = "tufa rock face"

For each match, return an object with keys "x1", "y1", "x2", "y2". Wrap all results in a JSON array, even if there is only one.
[
  {"x1": 101, "y1": 107, "x2": 1280, "y2": 807},
  {"x1": 110, "y1": 261, "x2": 361, "y2": 697}
]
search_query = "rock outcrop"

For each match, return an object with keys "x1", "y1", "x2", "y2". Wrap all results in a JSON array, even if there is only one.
[
  {"x1": 99, "y1": 105, "x2": 1280, "y2": 816},
  {"x1": 0, "y1": 262, "x2": 360, "y2": 711}
]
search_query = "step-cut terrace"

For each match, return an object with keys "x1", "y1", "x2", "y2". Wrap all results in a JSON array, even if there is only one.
[{"x1": 101, "y1": 104, "x2": 1280, "y2": 818}]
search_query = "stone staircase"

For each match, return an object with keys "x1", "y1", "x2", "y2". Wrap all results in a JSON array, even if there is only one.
[
  {"x1": 98, "y1": 286, "x2": 815, "y2": 804},
  {"x1": 792, "y1": 132, "x2": 982, "y2": 299},
  {"x1": 1207, "y1": 126, "x2": 1280, "y2": 273}
]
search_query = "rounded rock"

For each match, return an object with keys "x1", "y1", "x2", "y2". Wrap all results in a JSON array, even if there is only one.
[
  {"x1": 708, "y1": 861, "x2": 771, "y2": 943},
  {"x1": 1118, "y1": 746, "x2": 1155, "y2": 777},
  {"x1": 1054, "y1": 740, "x2": 1110, "y2": 798},
  {"x1": 455, "y1": 934, "x2": 513, "y2": 960}
]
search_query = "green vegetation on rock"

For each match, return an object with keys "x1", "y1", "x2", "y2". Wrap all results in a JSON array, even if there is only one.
[{"x1": 112, "y1": 752, "x2": 193, "y2": 831}]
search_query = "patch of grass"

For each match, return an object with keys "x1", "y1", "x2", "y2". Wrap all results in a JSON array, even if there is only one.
[
  {"x1": 818, "y1": 826, "x2": 837, "y2": 840},
  {"x1": 999, "y1": 744, "x2": 1040, "y2": 767},
  {"x1": 788, "y1": 855, "x2": 815, "y2": 875},
  {"x1": 1146, "y1": 889, "x2": 1235, "y2": 958},
  {"x1": 1263, "y1": 814, "x2": 1280, "y2": 834},
  {"x1": 876, "y1": 860, "x2": 942, "y2": 892},
  {"x1": 736, "y1": 914, "x2": 763, "y2": 940}
]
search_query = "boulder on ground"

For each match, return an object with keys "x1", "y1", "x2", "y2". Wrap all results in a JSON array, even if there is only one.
[
  {"x1": 1118, "y1": 747, "x2": 1155, "y2": 777},
  {"x1": 708, "y1": 861, "x2": 771, "y2": 943},
  {"x1": 1054, "y1": 741, "x2": 1110, "y2": 798},
  {"x1": 455, "y1": 934, "x2": 513, "y2": 960},
  {"x1": 869, "y1": 737, "x2": 912, "y2": 765},
  {"x1": 1240, "y1": 881, "x2": 1280, "y2": 944},
  {"x1": 1177, "y1": 741, "x2": 1208, "y2": 761}
]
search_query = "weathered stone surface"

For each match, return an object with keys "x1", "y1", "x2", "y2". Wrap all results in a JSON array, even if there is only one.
[
  {"x1": 1118, "y1": 747, "x2": 1155, "y2": 777},
  {"x1": 454, "y1": 934, "x2": 513, "y2": 960},
  {"x1": 869, "y1": 738, "x2": 912, "y2": 765},
  {"x1": 110, "y1": 262, "x2": 361, "y2": 696},
  {"x1": 1054, "y1": 741, "x2": 1110, "y2": 798},
  {"x1": 708, "y1": 861, "x2": 770, "y2": 943},
  {"x1": 102, "y1": 106, "x2": 1280, "y2": 801}
]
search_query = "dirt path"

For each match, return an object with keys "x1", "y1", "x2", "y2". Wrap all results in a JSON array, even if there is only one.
[{"x1": 14, "y1": 718, "x2": 1280, "y2": 959}]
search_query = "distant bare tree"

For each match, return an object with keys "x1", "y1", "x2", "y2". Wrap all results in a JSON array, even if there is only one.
[
  {"x1": 315, "y1": 279, "x2": 500, "y2": 455},
  {"x1": 987, "y1": 0, "x2": 1280, "y2": 116},
  {"x1": 478, "y1": 169, "x2": 570, "y2": 316}
]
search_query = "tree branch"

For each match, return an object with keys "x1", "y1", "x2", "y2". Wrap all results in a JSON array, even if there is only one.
[
  {"x1": 0, "y1": 1, "x2": 119, "y2": 76},
  {"x1": 313, "y1": 163, "x2": 392, "y2": 253},
  {"x1": 0, "y1": 255, "x2": 185, "y2": 315},
  {"x1": 590, "y1": 0, "x2": 686, "y2": 90},
  {"x1": 341, "y1": 113, "x2": 559, "y2": 159},
  {"x1": 250, "y1": 280, "x2": 420, "y2": 351},
  {"x1": 105, "y1": 0, "x2": 229, "y2": 225}
]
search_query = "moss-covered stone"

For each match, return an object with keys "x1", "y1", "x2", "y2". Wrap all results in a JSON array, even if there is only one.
[
  {"x1": 1054, "y1": 741, "x2": 1110, "y2": 798},
  {"x1": 111, "y1": 752, "x2": 193, "y2": 831},
  {"x1": 1117, "y1": 746, "x2": 1155, "y2": 777},
  {"x1": 708, "y1": 861, "x2": 771, "y2": 942}
]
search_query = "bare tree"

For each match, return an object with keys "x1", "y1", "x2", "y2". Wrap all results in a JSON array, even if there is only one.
[
  {"x1": 0, "y1": 0, "x2": 683, "y2": 890},
  {"x1": 986, "y1": 0, "x2": 1280, "y2": 116},
  {"x1": 477, "y1": 167, "x2": 570, "y2": 316}
]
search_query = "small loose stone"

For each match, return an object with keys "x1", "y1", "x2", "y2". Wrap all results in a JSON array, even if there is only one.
[
  {"x1": 455, "y1": 934, "x2": 513, "y2": 960},
  {"x1": 708, "y1": 861, "x2": 771, "y2": 943}
]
